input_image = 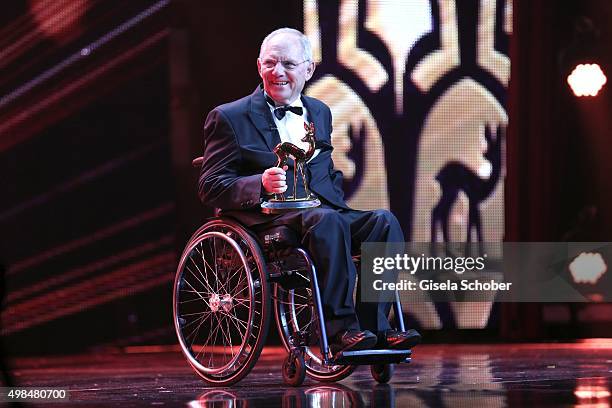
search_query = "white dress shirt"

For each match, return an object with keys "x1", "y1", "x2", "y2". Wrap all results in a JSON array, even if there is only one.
[{"x1": 266, "y1": 94, "x2": 320, "y2": 162}]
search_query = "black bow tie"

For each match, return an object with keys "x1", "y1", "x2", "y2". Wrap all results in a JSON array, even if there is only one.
[
  {"x1": 273, "y1": 105, "x2": 303, "y2": 120},
  {"x1": 265, "y1": 94, "x2": 303, "y2": 120}
]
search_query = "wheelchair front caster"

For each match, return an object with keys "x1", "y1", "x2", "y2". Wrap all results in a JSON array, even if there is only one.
[
  {"x1": 371, "y1": 364, "x2": 394, "y2": 383},
  {"x1": 282, "y1": 351, "x2": 306, "y2": 387}
]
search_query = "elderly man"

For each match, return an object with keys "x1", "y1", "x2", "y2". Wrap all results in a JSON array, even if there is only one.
[{"x1": 199, "y1": 28, "x2": 420, "y2": 354}]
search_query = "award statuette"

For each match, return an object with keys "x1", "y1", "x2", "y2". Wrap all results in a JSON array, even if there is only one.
[{"x1": 261, "y1": 122, "x2": 321, "y2": 214}]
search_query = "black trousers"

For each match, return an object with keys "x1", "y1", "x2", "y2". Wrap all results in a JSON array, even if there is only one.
[{"x1": 255, "y1": 206, "x2": 405, "y2": 337}]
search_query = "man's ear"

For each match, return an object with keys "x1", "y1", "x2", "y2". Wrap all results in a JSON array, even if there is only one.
[
  {"x1": 257, "y1": 58, "x2": 264, "y2": 79},
  {"x1": 305, "y1": 61, "x2": 316, "y2": 81}
]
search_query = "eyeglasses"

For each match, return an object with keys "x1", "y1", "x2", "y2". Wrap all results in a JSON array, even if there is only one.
[{"x1": 259, "y1": 58, "x2": 310, "y2": 71}]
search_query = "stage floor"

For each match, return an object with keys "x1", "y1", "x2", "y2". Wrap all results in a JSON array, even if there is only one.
[{"x1": 5, "y1": 342, "x2": 612, "y2": 407}]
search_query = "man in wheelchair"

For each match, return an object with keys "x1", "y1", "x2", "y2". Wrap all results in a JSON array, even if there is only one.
[{"x1": 198, "y1": 28, "x2": 421, "y2": 356}]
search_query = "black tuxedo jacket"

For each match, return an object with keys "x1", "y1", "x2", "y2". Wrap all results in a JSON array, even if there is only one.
[{"x1": 199, "y1": 85, "x2": 349, "y2": 225}]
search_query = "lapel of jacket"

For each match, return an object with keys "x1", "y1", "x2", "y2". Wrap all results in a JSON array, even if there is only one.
[
  {"x1": 301, "y1": 94, "x2": 329, "y2": 149},
  {"x1": 247, "y1": 85, "x2": 281, "y2": 151}
]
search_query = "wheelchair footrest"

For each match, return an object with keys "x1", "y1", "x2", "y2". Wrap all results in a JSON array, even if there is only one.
[{"x1": 333, "y1": 349, "x2": 412, "y2": 365}]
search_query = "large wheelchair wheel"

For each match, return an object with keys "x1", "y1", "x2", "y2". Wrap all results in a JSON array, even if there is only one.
[
  {"x1": 274, "y1": 248, "x2": 355, "y2": 382},
  {"x1": 173, "y1": 219, "x2": 271, "y2": 386}
]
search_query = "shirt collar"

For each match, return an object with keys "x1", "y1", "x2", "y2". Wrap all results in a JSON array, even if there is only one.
[{"x1": 264, "y1": 92, "x2": 304, "y2": 109}]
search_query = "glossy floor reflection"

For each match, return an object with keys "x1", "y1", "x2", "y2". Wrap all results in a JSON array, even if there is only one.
[{"x1": 7, "y1": 342, "x2": 612, "y2": 407}]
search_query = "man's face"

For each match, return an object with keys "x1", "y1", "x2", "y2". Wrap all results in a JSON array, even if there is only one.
[{"x1": 257, "y1": 33, "x2": 315, "y2": 105}]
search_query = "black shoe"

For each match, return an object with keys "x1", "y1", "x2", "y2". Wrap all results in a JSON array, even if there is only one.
[
  {"x1": 377, "y1": 329, "x2": 421, "y2": 350},
  {"x1": 330, "y1": 329, "x2": 377, "y2": 354}
]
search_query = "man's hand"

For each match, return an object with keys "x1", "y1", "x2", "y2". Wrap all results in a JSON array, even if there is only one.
[{"x1": 262, "y1": 166, "x2": 288, "y2": 194}]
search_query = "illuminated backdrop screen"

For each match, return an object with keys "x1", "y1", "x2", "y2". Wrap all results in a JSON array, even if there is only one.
[{"x1": 303, "y1": 0, "x2": 511, "y2": 328}]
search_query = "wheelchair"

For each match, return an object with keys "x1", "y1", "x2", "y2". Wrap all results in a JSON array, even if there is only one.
[{"x1": 173, "y1": 158, "x2": 412, "y2": 387}]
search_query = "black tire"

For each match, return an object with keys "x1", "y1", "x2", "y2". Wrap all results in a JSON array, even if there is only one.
[
  {"x1": 371, "y1": 364, "x2": 394, "y2": 383},
  {"x1": 283, "y1": 352, "x2": 306, "y2": 387},
  {"x1": 274, "y1": 249, "x2": 355, "y2": 383},
  {"x1": 173, "y1": 219, "x2": 271, "y2": 386}
]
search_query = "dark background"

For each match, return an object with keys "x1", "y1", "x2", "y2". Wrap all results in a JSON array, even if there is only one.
[{"x1": 1, "y1": 0, "x2": 611, "y2": 356}]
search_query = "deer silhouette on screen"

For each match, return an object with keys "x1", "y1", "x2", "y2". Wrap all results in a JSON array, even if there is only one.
[{"x1": 431, "y1": 124, "x2": 504, "y2": 244}]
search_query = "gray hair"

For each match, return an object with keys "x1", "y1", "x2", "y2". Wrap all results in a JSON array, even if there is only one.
[{"x1": 259, "y1": 28, "x2": 313, "y2": 61}]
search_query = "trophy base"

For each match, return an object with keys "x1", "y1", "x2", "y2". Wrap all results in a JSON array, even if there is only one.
[{"x1": 261, "y1": 198, "x2": 321, "y2": 214}]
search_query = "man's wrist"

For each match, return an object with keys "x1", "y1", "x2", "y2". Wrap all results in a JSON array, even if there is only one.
[{"x1": 261, "y1": 176, "x2": 274, "y2": 196}]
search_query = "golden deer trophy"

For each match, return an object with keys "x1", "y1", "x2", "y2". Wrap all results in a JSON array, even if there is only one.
[{"x1": 261, "y1": 122, "x2": 321, "y2": 214}]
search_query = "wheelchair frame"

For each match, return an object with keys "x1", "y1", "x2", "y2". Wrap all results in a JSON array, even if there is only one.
[{"x1": 173, "y1": 215, "x2": 412, "y2": 387}]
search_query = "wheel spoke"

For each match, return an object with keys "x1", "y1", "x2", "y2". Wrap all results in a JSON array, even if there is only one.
[
  {"x1": 291, "y1": 291, "x2": 310, "y2": 301},
  {"x1": 275, "y1": 298, "x2": 298, "y2": 306},
  {"x1": 224, "y1": 314, "x2": 236, "y2": 361},
  {"x1": 233, "y1": 298, "x2": 253, "y2": 307},
  {"x1": 183, "y1": 315, "x2": 206, "y2": 340},
  {"x1": 212, "y1": 312, "x2": 231, "y2": 367},
  {"x1": 181, "y1": 310, "x2": 213, "y2": 318},
  {"x1": 188, "y1": 311, "x2": 214, "y2": 348},
  {"x1": 229, "y1": 270, "x2": 248, "y2": 297},
  {"x1": 214, "y1": 312, "x2": 233, "y2": 350},
  {"x1": 225, "y1": 311, "x2": 249, "y2": 332},
  {"x1": 218, "y1": 263, "x2": 245, "y2": 294},
  {"x1": 182, "y1": 277, "x2": 209, "y2": 305},
  {"x1": 206, "y1": 320, "x2": 222, "y2": 367},
  {"x1": 295, "y1": 271, "x2": 310, "y2": 281},
  {"x1": 179, "y1": 296, "x2": 210, "y2": 305},
  {"x1": 195, "y1": 245, "x2": 217, "y2": 285},
  {"x1": 189, "y1": 251, "x2": 217, "y2": 296},
  {"x1": 227, "y1": 308, "x2": 246, "y2": 338},
  {"x1": 299, "y1": 317, "x2": 315, "y2": 331},
  {"x1": 212, "y1": 237, "x2": 221, "y2": 295}
]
